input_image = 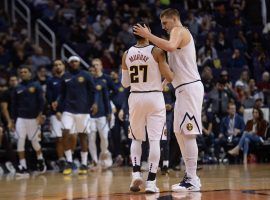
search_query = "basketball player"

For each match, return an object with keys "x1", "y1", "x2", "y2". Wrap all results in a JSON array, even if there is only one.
[
  {"x1": 133, "y1": 8, "x2": 204, "y2": 191},
  {"x1": 12, "y1": 66, "x2": 46, "y2": 176},
  {"x1": 46, "y1": 60, "x2": 66, "y2": 172},
  {"x1": 88, "y1": 63, "x2": 112, "y2": 170},
  {"x1": 56, "y1": 56, "x2": 96, "y2": 175},
  {"x1": 122, "y1": 22, "x2": 174, "y2": 193}
]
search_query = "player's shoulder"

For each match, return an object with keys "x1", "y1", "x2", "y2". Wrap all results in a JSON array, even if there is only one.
[{"x1": 151, "y1": 46, "x2": 166, "y2": 56}]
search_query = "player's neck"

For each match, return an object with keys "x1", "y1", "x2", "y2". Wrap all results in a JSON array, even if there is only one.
[
  {"x1": 135, "y1": 40, "x2": 149, "y2": 47},
  {"x1": 175, "y1": 22, "x2": 183, "y2": 28}
]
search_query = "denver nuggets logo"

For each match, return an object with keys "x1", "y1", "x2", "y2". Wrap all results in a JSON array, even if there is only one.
[
  {"x1": 96, "y1": 85, "x2": 102, "y2": 90},
  {"x1": 186, "y1": 123, "x2": 193, "y2": 131},
  {"x1": 163, "y1": 85, "x2": 169, "y2": 92},
  {"x1": 28, "y1": 87, "x2": 35, "y2": 93},
  {"x1": 118, "y1": 87, "x2": 124, "y2": 92},
  {"x1": 78, "y1": 76, "x2": 85, "y2": 83}
]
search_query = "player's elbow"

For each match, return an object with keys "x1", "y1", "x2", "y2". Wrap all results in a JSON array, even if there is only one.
[{"x1": 166, "y1": 44, "x2": 178, "y2": 52}]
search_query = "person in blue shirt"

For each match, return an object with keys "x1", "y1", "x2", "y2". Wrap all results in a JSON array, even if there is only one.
[
  {"x1": 88, "y1": 65, "x2": 112, "y2": 169},
  {"x1": 11, "y1": 66, "x2": 46, "y2": 176},
  {"x1": 110, "y1": 70, "x2": 130, "y2": 166},
  {"x1": 46, "y1": 59, "x2": 65, "y2": 172},
  {"x1": 214, "y1": 102, "x2": 245, "y2": 162},
  {"x1": 92, "y1": 58, "x2": 117, "y2": 95},
  {"x1": 55, "y1": 56, "x2": 96, "y2": 175}
]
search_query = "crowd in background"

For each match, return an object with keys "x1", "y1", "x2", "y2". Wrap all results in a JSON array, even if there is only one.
[{"x1": 0, "y1": 0, "x2": 270, "y2": 173}]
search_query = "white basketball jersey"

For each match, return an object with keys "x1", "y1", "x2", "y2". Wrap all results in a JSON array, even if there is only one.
[
  {"x1": 168, "y1": 32, "x2": 201, "y2": 87},
  {"x1": 125, "y1": 45, "x2": 162, "y2": 92}
]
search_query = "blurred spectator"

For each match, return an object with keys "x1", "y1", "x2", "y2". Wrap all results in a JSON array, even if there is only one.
[
  {"x1": 117, "y1": 23, "x2": 136, "y2": 48},
  {"x1": 248, "y1": 79, "x2": 264, "y2": 102},
  {"x1": 197, "y1": 39, "x2": 218, "y2": 68},
  {"x1": 201, "y1": 66, "x2": 215, "y2": 94},
  {"x1": 235, "y1": 69, "x2": 249, "y2": 90},
  {"x1": 34, "y1": 66, "x2": 49, "y2": 93},
  {"x1": 257, "y1": 71, "x2": 270, "y2": 105},
  {"x1": 214, "y1": 102, "x2": 245, "y2": 161},
  {"x1": 230, "y1": 0, "x2": 246, "y2": 11},
  {"x1": 207, "y1": 79, "x2": 236, "y2": 118},
  {"x1": 197, "y1": 111, "x2": 215, "y2": 159},
  {"x1": 228, "y1": 107, "x2": 268, "y2": 164},
  {"x1": 0, "y1": 44, "x2": 11, "y2": 70},
  {"x1": 228, "y1": 48, "x2": 246, "y2": 68},
  {"x1": 215, "y1": 32, "x2": 231, "y2": 52},
  {"x1": 30, "y1": 46, "x2": 51, "y2": 72},
  {"x1": 185, "y1": 12, "x2": 199, "y2": 39}
]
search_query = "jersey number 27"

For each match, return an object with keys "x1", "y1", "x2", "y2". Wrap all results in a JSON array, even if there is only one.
[{"x1": 130, "y1": 65, "x2": 148, "y2": 83}]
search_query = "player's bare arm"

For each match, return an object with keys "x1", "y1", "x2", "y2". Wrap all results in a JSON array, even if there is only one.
[
  {"x1": 133, "y1": 24, "x2": 183, "y2": 52},
  {"x1": 121, "y1": 51, "x2": 130, "y2": 88},
  {"x1": 152, "y1": 47, "x2": 174, "y2": 82}
]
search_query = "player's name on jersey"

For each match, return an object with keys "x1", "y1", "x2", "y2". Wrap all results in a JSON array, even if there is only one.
[{"x1": 129, "y1": 54, "x2": 149, "y2": 63}]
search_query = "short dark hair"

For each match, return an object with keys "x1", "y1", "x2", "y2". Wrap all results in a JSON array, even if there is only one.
[
  {"x1": 160, "y1": 8, "x2": 180, "y2": 19},
  {"x1": 20, "y1": 65, "x2": 32, "y2": 73},
  {"x1": 133, "y1": 21, "x2": 150, "y2": 41}
]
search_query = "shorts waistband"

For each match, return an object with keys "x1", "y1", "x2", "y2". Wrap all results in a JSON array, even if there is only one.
[
  {"x1": 175, "y1": 80, "x2": 201, "y2": 90},
  {"x1": 131, "y1": 90, "x2": 162, "y2": 93}
]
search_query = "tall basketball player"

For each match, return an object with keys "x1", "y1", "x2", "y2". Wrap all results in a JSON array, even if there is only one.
[
  {"x1": 121, "y1": 22, "x2": 174, "y2": 193},
  {"x1": 134, "y1": 9, "x2": 204, "y2": 191}
]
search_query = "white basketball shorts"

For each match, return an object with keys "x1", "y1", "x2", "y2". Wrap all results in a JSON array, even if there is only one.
[
  {"x1": 50, "y1": 115, "x2": 63, "y2": 137},
  {"x1": 174, "y1": 81, "x2": 204, "y2": 135},
  {"x1": 61, "y1": 112, "x2": 91, "y2": 134},
  {"x1": 15, "y1": 118, "x2": 41, "y2": 141},
  {"x1": 128, "y1": 92, "x2": 166, "y2": 141}
]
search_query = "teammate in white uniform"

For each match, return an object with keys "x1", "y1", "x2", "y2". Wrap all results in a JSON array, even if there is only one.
[
  {"x1": 121, "y1": 22, "x2": 174, "y2": 193},
  {"x1": 134, "y1": 9, "x2": 204, "y2": 191}
]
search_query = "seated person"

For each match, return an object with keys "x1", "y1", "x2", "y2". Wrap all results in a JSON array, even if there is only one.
[
  {"x1": 214, "y1": 102, "x2": 245, "y2": 161},
  {"x1": 228, "y1": 107, "x2": 268, "y2": 164}
]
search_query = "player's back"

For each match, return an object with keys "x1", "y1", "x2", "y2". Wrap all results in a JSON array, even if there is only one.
[{"x1": 125, "y1": 45, "x2": 162, "y2": 92}]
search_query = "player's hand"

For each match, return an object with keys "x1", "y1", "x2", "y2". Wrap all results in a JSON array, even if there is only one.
[
  {"x1": 165, "y1": 104, "x2": 172, "y2": 111},
  {"x1": 107, "y1": 114, "x2": 112, "y2": 122},
  {"x1": 91, "y1": 103, "x2": 98, "y2": 115},
  {"x1": 118, "y1": 109, "x2": 124, "y2": 121},
  {"x1": 36, "y1": 115, "x2": 46, "y2": 125},
  {"x1": 51, "y1": 101, "x2": 58, "y2": 111},
  {"x1": 56, "y1": 112, "x2": 62, "y2": 121},
  {"x1": 133, "y1": 24, "x2": 151, "y2": 39},
  {"x1": 7, "y1": 120, "x2": 14, "y2": 131}
]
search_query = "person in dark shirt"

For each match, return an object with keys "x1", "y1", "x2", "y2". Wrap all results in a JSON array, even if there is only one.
[
  {"x1": 0, "y1": 75, "x2": 18, "y2": 130},
  {"x1": 161, "y1": 83, "x2": 175, "y2": 174},
  {"x1": 11, "y1": 66, "x2": 46, "y2": 176},
  {"x1": 45, "y1": 59, "x2": 65, "y2": 171},
  {"x1": 110, "y1": 70, "x2": 129, "y2": 166},
  {"x1": 56, "y1": 56, "x2": 96, "y2": 175},
  {"x1": 88, "y1": 65, "x2": 112, "y2": 169},
  {"x1": 92, "y1": 58, "x2": 117, "y2": 95}
]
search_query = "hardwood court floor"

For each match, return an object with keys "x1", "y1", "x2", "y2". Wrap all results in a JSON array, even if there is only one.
[{"x1": 0, "y1": 164, "x2": 270, "y2": 200}]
